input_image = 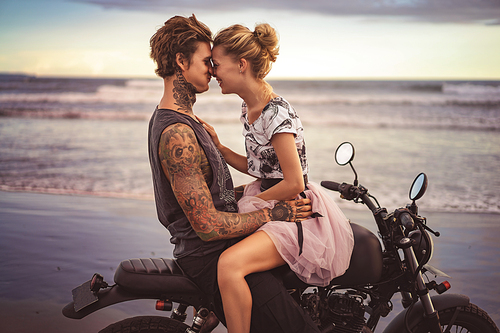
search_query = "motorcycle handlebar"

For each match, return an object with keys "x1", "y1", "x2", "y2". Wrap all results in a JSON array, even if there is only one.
[{"x1": 321, "y1": 181, "x2": 379, "y2": 213}]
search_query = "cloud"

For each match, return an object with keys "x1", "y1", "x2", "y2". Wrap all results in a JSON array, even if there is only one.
[{"x1": 70, "y1": 0, "x2": 500, "y2": 23}]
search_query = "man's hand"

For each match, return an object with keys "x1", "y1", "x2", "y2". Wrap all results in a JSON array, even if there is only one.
[{"x1": 269, "y1": 198, "x2": 312, "y2": 222}]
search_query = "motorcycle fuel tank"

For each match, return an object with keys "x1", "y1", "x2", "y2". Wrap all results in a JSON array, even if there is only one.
[{"x1": 283, "y1": 223, "x2": 383, "y2": 288}]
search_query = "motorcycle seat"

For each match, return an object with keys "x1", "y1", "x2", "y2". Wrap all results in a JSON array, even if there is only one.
[
  {"x1": 282, "y1": 223, "x2": 383, "y2": 289},
  {"x1": 114, "y1": 258, "x2": 203, "y2": 297}
]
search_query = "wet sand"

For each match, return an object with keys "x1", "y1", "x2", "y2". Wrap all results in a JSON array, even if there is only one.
[{"x1": 0, "y1": 191, "x2": 499, "y2": 332}]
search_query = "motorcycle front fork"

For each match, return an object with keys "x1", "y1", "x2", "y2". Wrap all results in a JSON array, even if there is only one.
[{"x1": 402, "y1": 243, "x2": 443, "y2": 333}]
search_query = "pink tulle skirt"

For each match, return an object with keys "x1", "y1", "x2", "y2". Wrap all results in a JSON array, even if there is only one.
[{"x1": 238, "y1": 180, "x2": 355, "y2": 286}]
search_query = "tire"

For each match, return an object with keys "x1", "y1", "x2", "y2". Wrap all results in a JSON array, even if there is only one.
[
  {"x1": 414, "y1": 303, "x2": 499, "y2": 333},
  {"x1": 99, "y1": 316, "x2": 190, "y2": 333}
]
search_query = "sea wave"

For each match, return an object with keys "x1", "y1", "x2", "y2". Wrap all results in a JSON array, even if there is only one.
[
  {"x1": 0, "y1": 184, "x2": 154, "y2": 201},
  {"x1": 285, "y1": 94, "x2": 500, "y2": 107},
  {"x1": 1, "y1": 105, "x2": 498, "y2": 131},
  {"x1": 1, "y1": 78, "x2": 499, "y2": 131},
  {"x1": 443, "y1": 82, "x2": 500, "y2": 95},
  {"x1": 0, "y1": 108, "x2": 151, "y2": 120},
  {"x1": 0, "y1": 82, "x2": 161, "y2": 104},
  {"x1": 2, "y1": 90, "x2": 499, "y2": 107},
  {"x1": 1, "y1": 183, "x2": 498, "y2": 214},
  {"x1": 1, "y1": 79, "x2": 500, "y2": 107}
]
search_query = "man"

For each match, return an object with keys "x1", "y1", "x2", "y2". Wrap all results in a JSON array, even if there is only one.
[{"x1": 148, "y1": 15, "x2": 319, "y2": 333}]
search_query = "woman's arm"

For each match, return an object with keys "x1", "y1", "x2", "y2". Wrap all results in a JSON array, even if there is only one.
[
  {"x1": 196, "y1": 116, "x2": 250, "y2": 175},
  {"x1": 256, "y1": 132, "x2": 305, "y2": 201},
  {"x1": 159, "y1": 123, "x2": 310, "y2": 241}
]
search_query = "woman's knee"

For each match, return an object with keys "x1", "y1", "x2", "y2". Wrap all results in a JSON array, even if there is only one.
[{"x1": 218, "y1": 249, "x2": 242, "y2": 279}]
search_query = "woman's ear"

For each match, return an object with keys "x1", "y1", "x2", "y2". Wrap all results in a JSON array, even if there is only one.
[
  {"x1": 239, "y1": 58, "x2": 248, "y2": 73},
  {"x1": 176, "y1": 53, "x2": 188, "y2": 71}
]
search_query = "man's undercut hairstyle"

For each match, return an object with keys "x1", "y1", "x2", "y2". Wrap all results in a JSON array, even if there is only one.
[{"x1": 150, "y1": 14, "x2": 212, "y2": 78}]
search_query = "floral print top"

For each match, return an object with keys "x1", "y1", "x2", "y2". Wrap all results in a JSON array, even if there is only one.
[{"x1": 241, "y1": 96, "x2": 308, "y2": 179}]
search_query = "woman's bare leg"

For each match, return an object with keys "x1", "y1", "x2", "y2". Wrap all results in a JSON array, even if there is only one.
[{"x1": 217, "y1": 230, "x2": 285, "y2": 333}]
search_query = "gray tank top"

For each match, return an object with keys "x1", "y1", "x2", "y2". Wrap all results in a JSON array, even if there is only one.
[{"x1": 148, "y1": 108, "x2": 238, "y2": 258}]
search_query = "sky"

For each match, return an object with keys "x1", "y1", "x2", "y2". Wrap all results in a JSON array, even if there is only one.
[{"x1": 0, "y1": 0, "x2": 499, "y2": 80}]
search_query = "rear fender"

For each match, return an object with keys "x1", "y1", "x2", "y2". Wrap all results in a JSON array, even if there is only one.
[
  {"x1": 62, "y1": 285, "x2": 157, "y2": 319},
  {"x1": 382, "y1": 293, "x2": 470, "y2": 333},
  {"x1": 62, "y1": 284, "x2": 206, "y2": 319}
]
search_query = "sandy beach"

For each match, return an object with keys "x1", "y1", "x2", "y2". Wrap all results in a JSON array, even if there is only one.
[{"x1": 0, "y1": 190, "x2": 498, "y2": 332}]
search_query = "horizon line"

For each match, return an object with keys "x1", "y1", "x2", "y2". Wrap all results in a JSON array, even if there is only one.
[{"x1": 1, "y1": 72, "x2": 499, "y2": 82}]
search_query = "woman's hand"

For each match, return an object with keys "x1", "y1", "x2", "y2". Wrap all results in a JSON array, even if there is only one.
[
  {"x1": 196, "y1": 115, "x2": 250, "y2": 175},
  {"x1": 196, "y1": 116, "x2": 222, "y2": 149},
  {"x1": 269, "y1": 198, "x2": 312, "y2": 222}
]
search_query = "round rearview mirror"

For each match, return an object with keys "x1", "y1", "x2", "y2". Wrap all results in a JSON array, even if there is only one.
[
  {"x1": 409, "y1": 173, "x2": 428, "y2": 201},
  {"x1": 335, "y1": 142, "x2": 355, "y2": 166}
]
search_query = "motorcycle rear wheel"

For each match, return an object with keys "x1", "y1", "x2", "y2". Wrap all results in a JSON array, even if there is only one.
[
  {"x1": 99, "y1": 316, "x2": 190, "y2": 333},
  {"x1": 414, "y1": 303, "x2": 499, "y2": 333}
]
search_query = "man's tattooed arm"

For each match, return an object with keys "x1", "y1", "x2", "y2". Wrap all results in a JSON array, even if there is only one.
[{"x1": 159, "y1": 123, "x2": 311, "y2": 241}]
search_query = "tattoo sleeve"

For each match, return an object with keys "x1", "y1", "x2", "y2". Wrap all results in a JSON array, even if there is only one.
[{"x1": 159, "y1": 123, "x2": 273, "y2": 241}]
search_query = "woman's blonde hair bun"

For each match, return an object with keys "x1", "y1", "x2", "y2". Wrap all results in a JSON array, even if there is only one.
[
  {"x1": 214, "y1": 22, "x2": 279, "y2": 80},
  {"x1": 253, "y1": 23, "x2": 279, "y2": 63}
]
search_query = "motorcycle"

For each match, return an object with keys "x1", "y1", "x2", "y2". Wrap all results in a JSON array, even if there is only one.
[{"x1": 63, "y1": 141, "x2": 499, "y2": 333}]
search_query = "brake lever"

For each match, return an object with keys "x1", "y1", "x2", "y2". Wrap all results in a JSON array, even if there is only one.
[{"x1": 421, "y1": 223, "x2": 440, "y2": 237}]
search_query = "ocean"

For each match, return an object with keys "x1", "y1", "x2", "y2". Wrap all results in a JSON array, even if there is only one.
[
  {"x1": 1, "y1": 74, "x2": 500, "y2": 332},
  {"x1": 1, "y1": 74, "x2": 499, "y2": 215}
]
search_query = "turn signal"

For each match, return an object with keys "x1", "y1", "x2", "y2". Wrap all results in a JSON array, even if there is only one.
[
  {"x1": 436, "y1": 281, "x2": 451, "y2": 294},
  {"x1": 156, "y1": 300, "x2": 173, "y2": 311}
]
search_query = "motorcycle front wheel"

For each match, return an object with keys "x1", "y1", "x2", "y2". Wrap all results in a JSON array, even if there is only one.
[
  {"x1": 414, "y1": 303, "x2": 499, "y2": 333},
  {"x1": 99, "y1": 316, "x2": 190, "y2": 333}
]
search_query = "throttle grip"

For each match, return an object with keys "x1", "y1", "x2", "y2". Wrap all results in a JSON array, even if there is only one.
[{"x1": 321, "y1": 181, "x2": 341, "y2": 192}]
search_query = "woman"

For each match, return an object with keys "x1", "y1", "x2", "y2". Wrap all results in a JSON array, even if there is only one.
[{"x1": 199, "y1": 23, "x2": 354, "y2": 333}]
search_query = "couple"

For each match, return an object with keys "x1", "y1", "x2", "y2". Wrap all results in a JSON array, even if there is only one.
[{"x1": 148, "y1": 15, "x2": 354, "y2": 333}]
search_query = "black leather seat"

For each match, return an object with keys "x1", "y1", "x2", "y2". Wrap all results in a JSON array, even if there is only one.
[{"x1": 114, "y1": 258, "x2": 202, "y2": 296}]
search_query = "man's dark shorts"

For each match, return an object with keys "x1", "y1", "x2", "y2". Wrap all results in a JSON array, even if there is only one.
[{"x1": 177, "y1": 247, "x2": 319, "y2": 333}]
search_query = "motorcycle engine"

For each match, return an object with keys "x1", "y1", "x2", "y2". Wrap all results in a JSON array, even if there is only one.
[{"x1": 301, "y1": 291, "x2": 367, "y2": 333}]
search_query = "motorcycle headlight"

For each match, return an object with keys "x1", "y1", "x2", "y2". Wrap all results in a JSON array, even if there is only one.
[{"x1": 409, "y1": 230, "x2": 433, "y2": 266}]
